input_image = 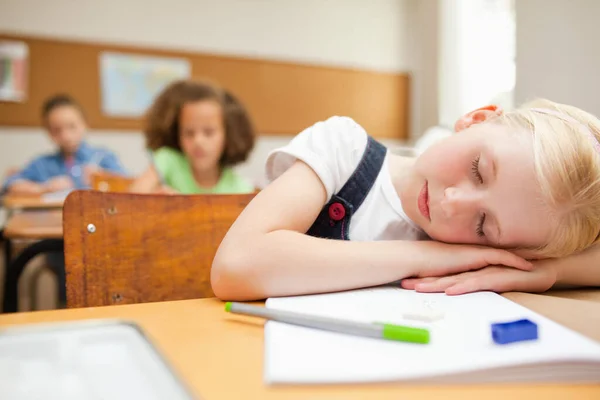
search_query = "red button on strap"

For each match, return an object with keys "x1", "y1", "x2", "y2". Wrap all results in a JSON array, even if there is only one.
[{"x1": 328, "y1": 202, "x2": 346, "y2": 221}]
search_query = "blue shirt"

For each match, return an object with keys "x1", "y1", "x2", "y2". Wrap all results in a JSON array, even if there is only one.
[{"x1": 2, "y1": 141, "x2": 127, "y2": 191}]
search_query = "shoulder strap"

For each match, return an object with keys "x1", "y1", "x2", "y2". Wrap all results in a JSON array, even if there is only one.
[{"x1": 336, "y1": 135, "x2": 387, "y2": 212}]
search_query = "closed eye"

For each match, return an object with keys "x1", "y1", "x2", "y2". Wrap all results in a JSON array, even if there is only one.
[
  {"x1": 472, "y1": 155, "x2": 485, "y2": 238},
  {"x1": 476, "y1": 213, "x2": 486, "y2": 237},
  {"x1": 471, "y1": 155, "x2": 483, "y2": 184}
]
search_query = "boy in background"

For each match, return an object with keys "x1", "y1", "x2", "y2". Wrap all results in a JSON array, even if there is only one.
[{"x1": 3, "y1": 94, "x2": 127, "y2": 194}]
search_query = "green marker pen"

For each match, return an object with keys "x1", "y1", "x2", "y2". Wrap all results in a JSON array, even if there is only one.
[{"x1": 225, "y1": 302, "x2": 430, "y2": 344}]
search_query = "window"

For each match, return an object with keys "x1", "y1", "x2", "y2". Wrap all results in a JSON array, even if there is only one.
[{"x1": 439, "y1": 0, "x2": 515, "y2": 126}]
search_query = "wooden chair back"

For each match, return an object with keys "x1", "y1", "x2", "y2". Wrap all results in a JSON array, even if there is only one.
[
  {"x1": 63, "y1": 190, "x2": 254, "y2": 308},
  {"x1": 90, "y1": 171, "x2": 135, "y2": 193}
]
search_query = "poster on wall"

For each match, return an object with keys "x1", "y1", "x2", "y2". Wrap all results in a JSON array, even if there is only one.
[
  {"x1": 0, "y1": 40, "x2": 28, "y2": 102},
  {"x1": 99, "y1": 52, "x2": 191, "y2": 118}
]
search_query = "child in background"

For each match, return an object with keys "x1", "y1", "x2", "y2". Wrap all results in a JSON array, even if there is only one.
[
  {"x1": 212, "y1": 99, "x2": 600, "y2": 300},
  {"x1": 130, "y1": 80, "x2": 255, "y2": 194},
  {"x1": 2, "y1": 94, "x2": 127, "y2": 194}
]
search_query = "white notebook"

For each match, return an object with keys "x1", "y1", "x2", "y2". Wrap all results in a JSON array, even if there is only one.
[{"x1": 264, "y1": 287, "x2": 600, "y2": 384}]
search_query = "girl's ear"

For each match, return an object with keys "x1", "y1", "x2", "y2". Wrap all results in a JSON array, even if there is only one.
[{"x1": 454, "y1": 105, "x2": 503, "y2": 132}]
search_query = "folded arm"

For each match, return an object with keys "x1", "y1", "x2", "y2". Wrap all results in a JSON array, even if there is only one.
[
  {"x1": 3, "y1": 160, "x2": 48, "y2": 195},
  {"x1": 402, "y1": 243, "x2": 600, "y2": 295},
  {"x1": 5, "y1": 180, "x2": 48, "y2": 195}
]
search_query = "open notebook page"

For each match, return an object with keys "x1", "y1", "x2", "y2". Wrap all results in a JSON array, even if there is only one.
[{"x1": 265, "y1": 287, "x2": 600, "y2": 384}]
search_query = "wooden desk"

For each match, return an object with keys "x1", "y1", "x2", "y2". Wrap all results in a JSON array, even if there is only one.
[
  {"x1": 2, "y1": 209, "x2": 64, "y2": 312},
  {"x1": 0, "y1": 295, "x2": 599, "y2": 399},
  {"x1": 3, "y1": 210, "x2": 63, "y2": 239},
  {"x1": 545, "y1": 288, "x2": 600, "y2": 303},
  {"x1": 2, "y1": 194, "x2": 65, "y2": 210}
]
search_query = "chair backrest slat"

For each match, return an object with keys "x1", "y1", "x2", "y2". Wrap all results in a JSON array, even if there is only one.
[
  {"x1": 63, "y1": 191, "x2": 254, "y2": 308},
  {"x1": 90, "y1": 171, "x2": 135, "y2": 193}
]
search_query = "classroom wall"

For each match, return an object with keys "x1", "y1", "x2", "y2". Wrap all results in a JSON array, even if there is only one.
[
  {"x1": 515, "y1": 0, "x2": 600, "y2": 115},
  {"x1": 0, "y1": 0, "x2": 418, "y2": 182},
  {"x1": 404, "y1": 0, "x2": 440, "y2": 136}
]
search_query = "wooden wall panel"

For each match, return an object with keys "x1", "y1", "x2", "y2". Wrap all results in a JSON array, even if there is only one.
[{"x1": 0, "y1": 33, "x2": 409, "y2": 139}]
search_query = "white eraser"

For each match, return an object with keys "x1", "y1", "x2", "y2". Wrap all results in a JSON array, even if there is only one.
[{"x1": 403, "y1": 309, "x2": 444, "y2": 322}]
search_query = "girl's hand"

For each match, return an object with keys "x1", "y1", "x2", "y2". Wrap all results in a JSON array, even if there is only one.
[
  {"x1": 156, "y1": 185, "x2": 178, "y2": 195},
  {"x1": 414, "y1": 241, "x2": 533, "y2": 278},
  {"x1": 401, "y1": 263, "x2": 557, "y2": 295}
]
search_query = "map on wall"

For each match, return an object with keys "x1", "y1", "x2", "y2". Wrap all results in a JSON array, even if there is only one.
[
  {"x1": 99, "y1": 52, "x2": 191, "y2": 118},
  {"x1": 0, "y1": 40, "x2": 28, "y2": 102}
]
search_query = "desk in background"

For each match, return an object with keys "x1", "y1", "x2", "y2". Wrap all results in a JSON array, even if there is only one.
[
  {"x1": 2, "y1": 193, "x2": 66, "y2": 211},
  {"x1": 0, "y1": 294, "x2": 599, "y2": 399},
  {"x1": 4, "y1": 210, "x2": 63, "y2": 240},
  {"x1": 1, "y1": 205, "x2": 64, "y2": 313},
  {"x1": 1, "y1": 192, "x2": 65, "y2": 268}
]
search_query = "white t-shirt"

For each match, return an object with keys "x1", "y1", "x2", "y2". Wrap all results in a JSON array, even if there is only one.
[{"x1": 266, "y1": 116, "x2": 426, "y2": 241}]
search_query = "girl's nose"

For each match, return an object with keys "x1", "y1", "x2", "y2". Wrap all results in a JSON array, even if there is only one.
[{"x1": 440, "y1": 186, "x2": 481, "y2": 219}]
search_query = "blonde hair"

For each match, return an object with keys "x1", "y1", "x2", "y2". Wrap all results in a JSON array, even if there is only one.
[{"x1": 497, "y1": 99, "x2": 600, "y2": 258}]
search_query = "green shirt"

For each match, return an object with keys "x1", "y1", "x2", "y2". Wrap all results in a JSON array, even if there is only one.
[{"x1": 153, "y1": 147, "x2": 254, "y2": 194}]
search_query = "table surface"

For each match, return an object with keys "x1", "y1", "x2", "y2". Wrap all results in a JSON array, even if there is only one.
[
  {"x1": 2, "y1": 193, "x2": 65, "y2": 210},
  {"x1": 3, "y1": 209, "x2": 63, "y2": 239},
  {"x1": 1, "y1": 292, "x2": 599, "y2": 400}
]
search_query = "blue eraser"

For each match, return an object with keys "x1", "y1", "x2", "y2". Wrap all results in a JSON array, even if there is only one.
[{"x1": 491, "y1": 318, "x2": 538, "y2": 345}]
